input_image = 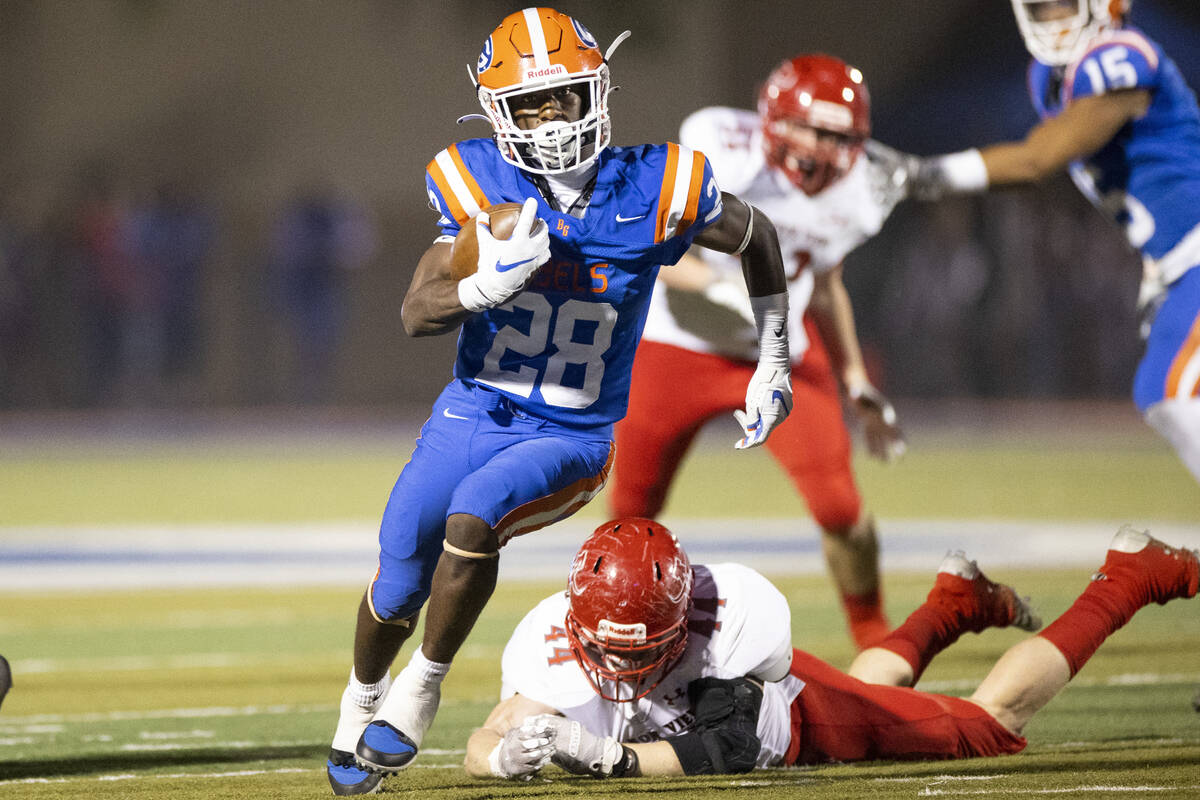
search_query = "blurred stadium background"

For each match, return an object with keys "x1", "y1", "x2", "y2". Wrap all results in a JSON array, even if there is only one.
[
  {"x1": 0, "y1": 0, "x2": 1198, "y2": 413},
  {"x1": 2, "y1": 2, "x2": 1200, "y2": 796}
]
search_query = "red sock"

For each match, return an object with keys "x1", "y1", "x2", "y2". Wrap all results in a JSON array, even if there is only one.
[
  {"x1": 843, "y1": 589, "x2": 891, "y2": 651},
  {"x1": 1038, "y1": 578, "x2": 1139, "y2": 678},
  {"x1": 875, "y1": 599, "x2": 964, "y2": 682}
]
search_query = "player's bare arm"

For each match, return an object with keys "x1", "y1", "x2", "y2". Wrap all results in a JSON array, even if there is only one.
[
  {"x1": 980, "y1": 88, "x2": 1151, "y2": 184},
  {"x1": 400, "y1": 242, "x2": 473, "y2": 337},
  {"x1": 463, "y1": 693, "x2": 558, "y2": 778},
  {"x1": 810, "y1": 262, "x2": 904, "y2": 461},
  {"x1": 692, "y1": 193, "x2": 787, "y2": 297}
]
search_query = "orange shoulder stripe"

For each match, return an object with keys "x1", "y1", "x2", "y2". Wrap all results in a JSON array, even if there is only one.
[
  {"x1": 676, "y1": 151, "x2": 708, "y2": 237},
  {"x1": 655, "y1": 143, "x2": 681, "y2": 244}
]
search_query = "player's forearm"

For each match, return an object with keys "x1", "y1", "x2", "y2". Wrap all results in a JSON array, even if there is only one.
[
  {"x1": 624, "y1": 740, "x2": 685, "y2": 776},
  {"x1": 810, "y1": 269, "x2": 864, "y2": 383},
  {"x1": 739, "y1": 207, "x2": 787, "y2": 297},
  {"x1": 400, "y1": 280, "x2": 473, "y2": 336},
  {"x1": 463, "y1": 727, "x2": 501, "y2": 778}
]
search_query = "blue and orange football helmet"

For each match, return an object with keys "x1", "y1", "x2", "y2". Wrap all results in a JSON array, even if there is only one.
[{"x1": 473, "y1": 7, "x2": 628, "y2": 174}]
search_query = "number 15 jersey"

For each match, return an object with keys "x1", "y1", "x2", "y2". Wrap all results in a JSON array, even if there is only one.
[{"x1": 425, "y1": 138, "x2": 722, "y2": 429}]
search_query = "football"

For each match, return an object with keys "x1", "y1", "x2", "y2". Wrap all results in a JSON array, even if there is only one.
[{"x1": 449, "y1": 202, "x2": 525, "y2": 280}]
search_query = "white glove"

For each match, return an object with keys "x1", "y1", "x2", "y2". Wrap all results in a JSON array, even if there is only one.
[
  {"x1": 457, "y1": 197, "x2": 551, "y2": 312},
  {"x1": 735, "y1": 293, "x2": 793, "y2": 449},
  {"x1": 847, "y1": 380, "x2": 906, "y2": 462},
  {"x1": 865, "y1": 140, "x2": 987, "y2": 202},
  {"x1": 487, "y1": 717, "x2": 556, "y2": 780},
  {"x1": 528, "y1": 714, "x2": 624, "y2": 778},
  {"x1": 735, "y1": 365, "x2": 793, "y2": 449}
]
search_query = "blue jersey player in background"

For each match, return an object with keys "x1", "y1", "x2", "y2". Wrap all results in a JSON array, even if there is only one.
[
  {"x1": 324, "y1": 7, "x2": 794, "y2": 795},
  {"x1": 869, "y1": 0, "x2": 1200, "y2": 484}
]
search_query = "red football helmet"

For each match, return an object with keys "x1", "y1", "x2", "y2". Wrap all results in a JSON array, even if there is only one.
[
  {"x1": 757, "y1": 54, "x2": 871, "y2": 196},
  {"x1": 565, "y1": 518, "x2": 694, "y2": 702}
]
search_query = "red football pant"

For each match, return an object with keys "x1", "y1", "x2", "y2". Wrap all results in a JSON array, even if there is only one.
[
  {"x1": 784, "y1": 649, "x2": 1026, "y2": 764},
  {"x1": 611, "y1": 323, "x2": 861, "y2": 531}
]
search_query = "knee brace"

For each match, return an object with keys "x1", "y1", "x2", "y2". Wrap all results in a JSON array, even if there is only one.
[{"x1": 443, "y1": 515, "x2": 500, "y2": 560}]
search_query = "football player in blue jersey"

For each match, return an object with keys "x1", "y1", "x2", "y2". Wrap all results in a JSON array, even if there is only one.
[
  {"x1": 324, "y1": 7, "x2": 794, "y2": 795},
  {"x1": 869, "y1": 0, "x2": 1200, "y2": 484}
]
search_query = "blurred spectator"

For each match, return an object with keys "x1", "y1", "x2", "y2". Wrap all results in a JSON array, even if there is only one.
[
  {"x1": 72, "y1": 164, "x2": 158, "y2": 406},
  {"x1": 268, "y1": 184, "x2": 376, "y2": 404},
  {"x1": 132, "y1": 181, "x2": 214, "y2": 388}
]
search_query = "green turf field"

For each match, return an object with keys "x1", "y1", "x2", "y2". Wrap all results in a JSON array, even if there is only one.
[
  {"x1": 3, "y1": 571, "x2": 1198, "y2": 798},
  {"x1": 1, "y1": 413, "x2": 1198, "y2": 798}
]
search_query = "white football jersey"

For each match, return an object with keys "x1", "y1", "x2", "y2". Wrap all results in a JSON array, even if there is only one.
[
  {"x1": 641, "y1": 106, "x2": 895, "y2": 363},
  {"x1": 499, "y1": 563, "x2": 804, "y2": 768}
]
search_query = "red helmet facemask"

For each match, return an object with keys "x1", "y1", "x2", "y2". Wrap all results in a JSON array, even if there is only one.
[
  {"x1": 565, "y1": 518, "x2": 693, "y2": 702},
  {"x1": 757, "y1": 53, "x2": 871, "y2": 196}
]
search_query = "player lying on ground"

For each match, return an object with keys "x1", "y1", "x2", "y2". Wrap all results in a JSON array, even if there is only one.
[{"x1": 463, "y1": 517, "x2": 1197, "y2": 778}]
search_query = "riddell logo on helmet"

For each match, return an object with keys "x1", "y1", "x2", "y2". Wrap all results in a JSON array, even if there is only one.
[
  {"x1": 597, "y1": 619, "x2": 647, "y2": 643},
  {"x1": 524, "y1": 65, "x2": 568, "y2": 80}
]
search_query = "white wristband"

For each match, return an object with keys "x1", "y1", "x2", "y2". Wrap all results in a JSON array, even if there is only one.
[
  {"x1": 457, "y1": 275, "x2": 490, "y2": 313},
  {"x1": 936, "y1": 148, "x2": 988, "y2": 192},
  {"x1": 749, "y1": 292, "x2": 790, "y2": 367},
  {"x1": 487, "y1": 740, "x2": 508, "y2": 778}
]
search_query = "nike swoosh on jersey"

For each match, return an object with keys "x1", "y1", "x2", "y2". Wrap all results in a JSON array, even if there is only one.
[
  {"x1": 443, "y1": 408, "x2": 469, "y2": 420},
  {"x1": 615, "y1": 213, "x2": 645, "y2": 222}
]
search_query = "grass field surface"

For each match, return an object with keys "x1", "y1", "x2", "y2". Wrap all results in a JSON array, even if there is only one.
[{"x1": 1, "y1": 406, "x2": 1198, "y2": 798}]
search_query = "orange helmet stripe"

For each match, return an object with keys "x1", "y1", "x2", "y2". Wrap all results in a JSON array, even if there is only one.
[
  {"x1": 654, "y1": 143, "x2": 681, "y2": 243},
  {"x1": 427, "y1": 144, "x2": 492, "y2": 225},
  {"x1": 1165, "y1": 313, "x2": 1200, "y2": 400}
]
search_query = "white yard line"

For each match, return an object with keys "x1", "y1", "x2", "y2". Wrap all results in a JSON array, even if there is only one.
[
  {"x1": 1, "y1": 519, "x2": 1197, "y2": 589},
  {"x1": 917, "y1": 787, "x2": 1200, "y2": 796}
]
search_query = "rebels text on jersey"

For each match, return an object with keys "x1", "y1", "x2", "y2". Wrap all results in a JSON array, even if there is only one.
[
  {"x1": 1029, "y1": 27, "x2": 1200, "y2": 284},
  {"x1": 498, "y1": 563, "x2": 804, "y2": 768},
  {"x1": 425, "y1": 138, "x2": 722, "y2": 428},
  {"x1": 640, "y1": 106, "x2": 894, "y2": 363}
]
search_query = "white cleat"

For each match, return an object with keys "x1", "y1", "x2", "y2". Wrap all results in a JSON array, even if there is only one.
[{"x1": 354, "y1": 666, "x2": 441, "y2": 773}]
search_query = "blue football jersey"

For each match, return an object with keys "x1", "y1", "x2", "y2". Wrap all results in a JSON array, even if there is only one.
[
  {"x1": 425, "y1": 138, "x2": 723, "y2": 427},
  {"x1": 1029, "y1": 26, "x2": 1200, "y2": 283}
]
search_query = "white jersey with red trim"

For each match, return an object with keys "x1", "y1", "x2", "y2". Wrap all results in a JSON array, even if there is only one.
[
  {"x1": 640, "y1": 106, "x2": 895, "y2": 363},
  {"x1": 498, "y1": 562, "x2": 804, "y2": 768}
]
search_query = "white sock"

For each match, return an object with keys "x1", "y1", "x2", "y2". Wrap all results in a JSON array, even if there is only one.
[
  {"x1": 348, "y1": 668, "x2": 391, "y2": 709},
  {"x1": 400, "y1": 646, "x2": 451, "y2": 685}
]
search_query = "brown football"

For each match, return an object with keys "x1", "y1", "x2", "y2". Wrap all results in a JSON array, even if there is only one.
[{"x1": 449, "y1": 202, "x2": 525, "y2": 280}]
